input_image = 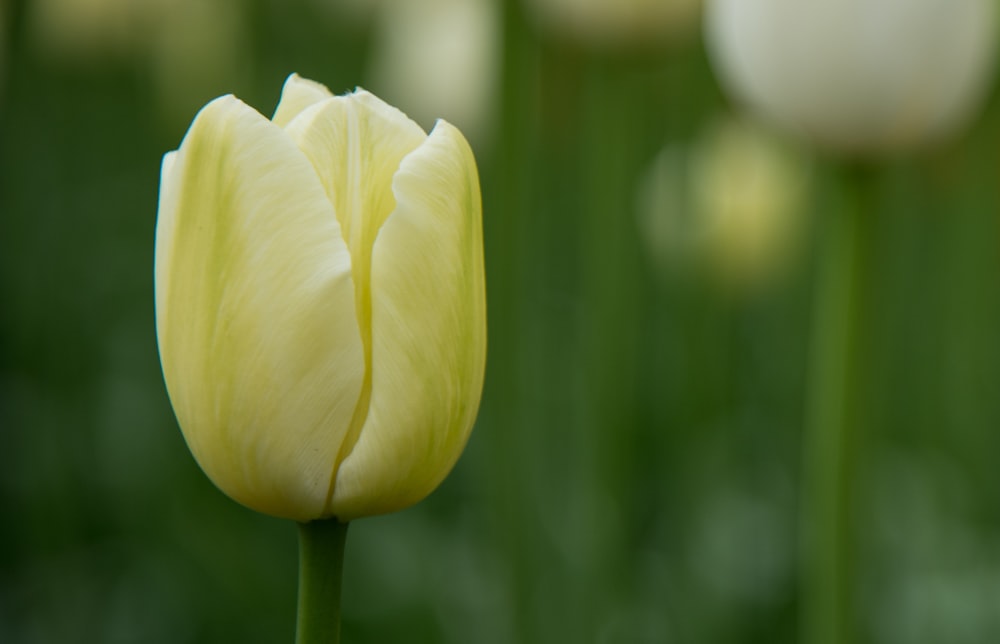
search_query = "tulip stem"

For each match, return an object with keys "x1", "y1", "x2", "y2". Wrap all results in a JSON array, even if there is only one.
[
  {"x1": 296, "y1": 519, "x2": 349, "y2": 644},
  {"x1": 801, "y1": 164, "x2": 875, "y2": 644}
]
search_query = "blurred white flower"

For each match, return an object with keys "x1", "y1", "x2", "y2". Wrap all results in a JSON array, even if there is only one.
[
  {"x1": 637, "y1": 116, "x2": 810, "y2": 292},
  {"x1": 525, "y1": 0, "x2": 702, "y2": 48},
  {"x1": 367, "y1": 0, "x2": 500, "y2": 144},
  {"x1": 705, "y1": 0, "x2": 999, "y2": 154}
]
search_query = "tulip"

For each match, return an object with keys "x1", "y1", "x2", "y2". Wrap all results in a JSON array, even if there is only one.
[
  {"x1": 155, "y1": 74, "x2": 487, "y2": 523},
  {"x1": 636, "y1": 116, "x2": 808, "y2": 292},
  {"x1": 705, "y1": 0, "x2": 999, "y2": 153}
]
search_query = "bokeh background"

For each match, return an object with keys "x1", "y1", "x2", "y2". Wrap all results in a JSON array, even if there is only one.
[{"x1": 3, "y1": 0, "x2": 1000, "y2": 642}]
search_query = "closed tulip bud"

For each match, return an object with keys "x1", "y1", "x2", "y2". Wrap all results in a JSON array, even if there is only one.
[
  {"x1": 637, "y1": 116, "x2": 808, "y2": 293},
  {"x1": 705, "y1": 0, "x2": 999, "y2": 153},
  {"x1": 155, "y1": 75, "x2": 487, "y2": 522}
]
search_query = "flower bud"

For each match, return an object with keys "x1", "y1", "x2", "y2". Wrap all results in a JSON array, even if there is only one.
[
  {"x1": 704, "y1": 0, "x2": 999, "y2": 153},
  {"x1": 637, "y1": 116, "x2": 809, "y2": 293},
  {"x1": 155, "y1": 75, "x2": 487, "y2": 522}
]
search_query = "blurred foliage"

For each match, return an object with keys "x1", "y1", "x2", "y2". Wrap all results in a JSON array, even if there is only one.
[{"x1": 2, "y1": 0, "x2": 1000, "y2": 643}]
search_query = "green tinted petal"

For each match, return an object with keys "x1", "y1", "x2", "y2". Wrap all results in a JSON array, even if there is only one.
[
  {"x1": 330, "y1": 120, "x2": 486, "y2": 520},
  {"x1": 155, "y1": 95, "x2": 365, "y2": 521},
  {"x1": 272, "y1": 73, "x2": 334, "y2": 128}
]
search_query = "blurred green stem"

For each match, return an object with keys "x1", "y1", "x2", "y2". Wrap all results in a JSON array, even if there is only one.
[
  {"x1": 296, "y1": 519, "x2": 349, "y2": 644},
  {"x1": 801, "y1": 165, "x2": 875, "y2": 644}
]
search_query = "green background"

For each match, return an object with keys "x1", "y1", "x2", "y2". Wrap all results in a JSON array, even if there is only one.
[{"x1": 3, "y1": 1, "x2": 1000, "y2": 642}]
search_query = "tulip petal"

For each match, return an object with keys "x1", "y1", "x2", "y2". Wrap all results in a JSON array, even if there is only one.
[
  {"x1": 155, "y1": 95, "x2": 365, "y2": 521},
  {"x1": 330, "y1": 120, "x2": 486, "y2": 520},
  {"x1": 283, "y1": 91, "x2": 428, "y2": 502},
  {"x1": 272, "y1": 73, "x2": 334, "y2": 128},
  {"x1": 283, "y1": 90, "x2": 427, "y2": 261}
]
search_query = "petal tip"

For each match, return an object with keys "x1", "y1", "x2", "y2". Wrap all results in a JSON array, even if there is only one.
[{"x1": 273, "y1": 74, "x2": 335, "y2": 126}]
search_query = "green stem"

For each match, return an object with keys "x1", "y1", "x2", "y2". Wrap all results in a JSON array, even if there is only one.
[
  {"x1": 801, "y1": 165, "x2": 875, "y2": 644},
  {"x1": 296, "y1": 519, "x2": 349, "y2": 644}
]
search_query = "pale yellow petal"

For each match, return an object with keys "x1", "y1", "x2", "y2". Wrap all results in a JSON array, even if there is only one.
[
  {"x1": 330, "y1": 120, "x2": 486, "y2": 520},
  {"x1": 271, "y1": 73, "x2": 334, "y2": 128},
  {"x1": 283, "y1": 91, "x2": 427, "y2": 495},
  {"x1": 154, "y1": 151, "x2": 179, "y2": 322},
  {"x1": 283, "y1": 90, "x2": 427, "y2": 261},
  {"x1": 155, "y1": 95, "x2": 365, "y2": 521}
]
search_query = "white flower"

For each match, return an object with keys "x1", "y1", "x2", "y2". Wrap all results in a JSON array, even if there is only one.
[{"x1": 705, "y1": 0, "x2": 999, "y2": 152}]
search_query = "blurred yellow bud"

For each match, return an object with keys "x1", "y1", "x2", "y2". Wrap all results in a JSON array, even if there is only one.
[
  {"x1": 705, "y1": 0, "x2": 999, "y2": 153},
  {"x1": 637, "y1": 117, "x2": 809, "y2": 293},
  {"x1": 155, "y1": 75, "x2": 487, "y2": 522},
  {"x1": 525, "y1": 0, "x2": 702, "y2": 47}
]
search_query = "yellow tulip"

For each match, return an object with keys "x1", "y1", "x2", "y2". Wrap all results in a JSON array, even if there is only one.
[
  {"x1": 636, "y1": 116, "x2": 809, "y2": 293},
  {"x1": 155, "y1": 75, "x2": 487, "y2": 523}
]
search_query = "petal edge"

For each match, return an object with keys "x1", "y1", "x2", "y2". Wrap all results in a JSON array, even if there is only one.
[{"x1": 330, "y1": 120, "x2": 486, "y2": 520}]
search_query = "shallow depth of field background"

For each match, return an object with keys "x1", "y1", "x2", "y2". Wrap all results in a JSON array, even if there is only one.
[{"x1": 3, "y1": 1, "x2": 1000, "y2": 642}]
